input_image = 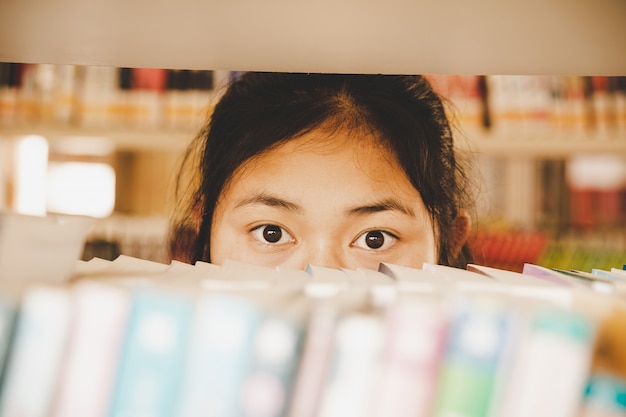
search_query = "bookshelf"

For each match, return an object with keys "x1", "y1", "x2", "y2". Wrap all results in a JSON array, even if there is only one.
[
  {"x1": 0, "y1": 2, "x2": 625, "y2": 416},
  {"x1": 1, "y1": 67, "x2": 625, "y2": 267},
  {"x1": 0, "y1": 125, "x2": 626, "y2": 159},
  {"x1": 2, "y1": 124, "x2": 626, "y2": 156}
]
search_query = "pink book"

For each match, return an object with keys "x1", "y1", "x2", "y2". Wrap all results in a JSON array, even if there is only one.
[{"x1": 370, "y1": 295, "x2": 447, "y2": 417}]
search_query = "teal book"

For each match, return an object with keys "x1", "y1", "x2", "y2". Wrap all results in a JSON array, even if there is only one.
[
  {"x1": 0, "y1": 295, "x2": 18, "y2": 393},
  {"x1": 499, "y1": 307, "x2": 595, "y2": 417},
  {"x1": 238, "y1": 298, "x2": 307, "y2": 417},
  {"x1": 107, "y1": 288, "x2": 193, "y2": 417},
  {"x1": 0, "y1": 286, "x2": 73, "y2": 417},
  {"x1": 433, "y1": 298, "x2": 515, "y2": 417},
  {"x1": 175, "y1": 293, "x2": 263, "y2": 417}
]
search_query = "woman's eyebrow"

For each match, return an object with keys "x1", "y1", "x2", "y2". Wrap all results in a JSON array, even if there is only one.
[
  {"x1": 234, "y1": 192, "x2": 304, "y2": 213},
  {"x1": 347, "y1": 198, "x2": 416, "y2": 217}
]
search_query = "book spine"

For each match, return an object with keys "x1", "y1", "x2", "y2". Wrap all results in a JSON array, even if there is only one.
[
  {"x1": 106, "y1": 289, "x2": 193, "y2": 417},
  {"x1": 0, "y1": 296, "x2": 18, "y2": 395},
  {"x1": 317, "y1": 312, "x2": 385, "y2": 417},
  {"x1": 0, "y1": 286, "x2": 72, "y2": 417},
  {"x1": 432, "y1": 298, "x2": 514, "y2": 417},
  {"x1": 370, "y1": 297, "x2": 447, "y2": 417},
  {"x1": 175, "y1": 294, "x2": 262, "y2": 417},
  {"x1": 238, "y1": 311, "x2": 305, "y2": 417},
  {"x1": 503, "y1": 308, "x2": 594, "y2": 417},
  {"x1": 50, "y1": 282, "x2": 131, "y2": 417},
  {"x1": 287, "y1": 304, "x2": 338, "y2": 417}
]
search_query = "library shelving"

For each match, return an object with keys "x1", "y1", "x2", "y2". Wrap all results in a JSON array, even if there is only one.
[{"x1": 0, "y1": 2, "x2": 625, "y2": 416}]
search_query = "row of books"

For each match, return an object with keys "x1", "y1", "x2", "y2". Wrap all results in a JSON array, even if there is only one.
[
  {"x1": 0, "y1": 64, "x2": 227, "y2": 130},
  {"x1": 475, "y1": 155, "x2": 626, "y2": 237},
  {"x1": 470, "y1": 229, "x2": 626, "y2": 274},
  {"x1": 1, "y1": 63, "x2": 625, "y2": 137},
  {"x1": 0, "y1": 250, "x2": 626, "y2": 417},
  {"x1": 428, "y1": 74, "x2": 626, "y2": 136}
]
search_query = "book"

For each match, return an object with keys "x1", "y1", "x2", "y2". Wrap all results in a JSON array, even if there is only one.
[
  {"x1": 345, "y1": 267, "x2": 396, "y2": 307},
  {"x1": 0, "y1": 213, "x2": 93, "y2": 285},
  {"x1": 467, "y1": 263, "x2": 572, "y2": 306},
  {"x1": 287, "y1": 284, "x2": 371, "y2": 417},
  {"x1": 0, "y1": 286, "x2": 73, "y2": 417},
  {"x1": 317, "y1": 311, "x2": 386, "y2": 417},
  {"x1": 305, "y1": 265, "x2": 351, "y2": 298},
  {"x1": 378, "y1": 262, "x2": 446, "y2": 294},
  {"x1": 238, "y1": 295, "x2": 309, "y2": 417},
  {"x1": 370, "y1": 294, "x2": 447, "y2": 417},
  {"x1": 423, "y1": 262, "x2": 508, "y2": 295},
  {"x1": 432, "y1": 297, "x2": 515, "y2": 417},
  {"x1": 106, "y1": 288, "x2": 193, "y2": 417},
  {"x1": 175, "y1": 292, "x2": 263, "y2": 417},
  {"x1": 49, "y1": 281, "x2": 131, "y2": 417},
  {"x1": 0, "y1": 293, "x2": 19, "y2": 395},
  {"x1": 498, "y1": 307, "x2": 595, "y2": 417}
]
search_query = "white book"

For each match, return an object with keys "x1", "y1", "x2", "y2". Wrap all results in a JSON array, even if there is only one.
[
  {"x1": 176, "y1": 292, "x2": 264, "y2": 417},
  {"x1": 378, "y1": 263, "x2": 447, "y2": 293},
  {"x1": 200, "y1": 259, "x2": 277, "y2": 291},
  {"x1": 498, "y1": 307, "x2": 595, "y2": 417},
  {"x1": 0, "y1": 286, "x2": 73, "y2": 417},
  {"x1": 73, "y1": 255, "x2": 170, "y2": 287},
  {"x1": 50, "y1": 281, "x2": 131, "y2": 417},
  {"x1": 423, "y1": 262, "x2": 508, "y2": 295},
  {"x1": 467, "y1": 264, "x2": 572, "y2": 307},
  {"x1": 72, "y1": 257, "x2": 113, "y2": 278},
  {"x1": 288, "y1": 288, "x2": 371, "y2": 417},
  {"x1": 370, "y1": 295, "x2": 447, "y2": 417},
  {"x1": 0, "y1": 213, "x2": 93, "y2": 285},
  {"x1": 317, "y1": 311, "x2": 385, "y2": 417},
  {"x1": 305, "y1": 265, "x2": 351, "y2": 298},
  {"x1": 345, "y1": 268, "x2": 397, "y2": 307}
]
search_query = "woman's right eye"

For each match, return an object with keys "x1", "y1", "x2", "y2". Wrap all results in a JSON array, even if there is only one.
[{"x1": 250, "y1": 224, "x2": 294, "y2": 245}]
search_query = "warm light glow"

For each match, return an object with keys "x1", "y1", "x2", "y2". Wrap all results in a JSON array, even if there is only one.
[
  {"x1": 46, "y1": 162, "x2": 116, "y2": 218},
  {"x1": 567, "y1": 155, "x2": 626, "y2": 190},
  {"x1": 14, "y1": 135, "x2": 49, "y2": 216}
]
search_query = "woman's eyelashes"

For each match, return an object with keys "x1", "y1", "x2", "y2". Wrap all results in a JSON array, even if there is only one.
[
  {"x1": 249, "y1": 224, "x2": 398, "y2": 251},
  {"x1": 352, "y1": 230, "x2": 398, "y2": 251},
  {"x1": 250, "y1": 224, "x2": 295, "y2": 245}
]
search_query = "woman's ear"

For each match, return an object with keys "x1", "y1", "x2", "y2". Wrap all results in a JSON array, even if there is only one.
[{"x1": 450, "y1": 208, "x2": 472, "y2": 257}]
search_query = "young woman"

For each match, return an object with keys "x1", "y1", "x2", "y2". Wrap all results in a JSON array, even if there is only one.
[{"x1": 168, "y1": 72, "x2": 474, "y2": 271}]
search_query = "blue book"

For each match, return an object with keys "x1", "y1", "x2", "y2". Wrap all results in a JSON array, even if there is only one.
[
  {"x1": 0, "y1": 287, "x2": 73, "y2": 417},
  {"x1": 175, "y1": 293, "x2": 263, "y2": 417},
  {"x1": 238, "y1": 297, "x2": 308, "y2": 417},
  {"x1": 0, "y1": 296, "x2": 18, "y2": 392},
  {"x1": 107, "y1": 289, "x2": 193, "y2": 417},
  {"x1": 433, "y1": 297, "x2": 515, "y2": 417}
]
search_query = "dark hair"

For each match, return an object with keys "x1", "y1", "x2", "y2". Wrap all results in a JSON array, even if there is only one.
[{"x1": 168, "y1": 72, "x2": 474, "y2": 268}]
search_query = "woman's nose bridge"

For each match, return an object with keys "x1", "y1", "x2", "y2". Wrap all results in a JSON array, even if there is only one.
[{"x1": 306, "y1": 241, "x2": 345, "y2": 269}]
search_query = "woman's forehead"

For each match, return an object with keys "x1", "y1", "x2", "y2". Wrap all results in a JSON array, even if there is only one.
[{"x1": 228, "y1": 128, "x2": 414, "y2": 197}]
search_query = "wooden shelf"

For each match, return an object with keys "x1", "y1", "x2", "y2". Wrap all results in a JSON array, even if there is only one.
[
  {"x1": 0, "y1": 125, "x2": 195, "y2": 153},
  {"x1": 0, "y1": 1, "x2": 624, "y2": 76},
  {"x1": 2, "y1": 124, "x2": 626, "y2": 156},
  {"x1": 457, "y1": 129, "x2": 626, "y2": 157}
]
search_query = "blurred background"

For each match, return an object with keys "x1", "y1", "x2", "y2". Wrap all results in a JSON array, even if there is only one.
[{"x1": 0, "y1": 64, "x2": 624, "y2": 271}]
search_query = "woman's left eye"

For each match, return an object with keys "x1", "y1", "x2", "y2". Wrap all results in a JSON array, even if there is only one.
[
  {"x1": 250, "y1": 224, "x2": 294, "y2": 245},
  {"x1": 352, "y1": 230, "x2": 397, "y2": 251}
]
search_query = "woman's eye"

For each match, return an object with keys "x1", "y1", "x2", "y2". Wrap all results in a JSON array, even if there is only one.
[
  {"x1": 353, "y1": 230, "x2": 397, "y2": 251},
  {"x1": 251, "y1": 224, "x2": 294, "y2": 245}
]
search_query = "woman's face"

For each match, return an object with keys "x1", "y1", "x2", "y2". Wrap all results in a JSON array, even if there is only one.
[{"x1": 210, "y1": 127, "x2": 437, "y2": 271}]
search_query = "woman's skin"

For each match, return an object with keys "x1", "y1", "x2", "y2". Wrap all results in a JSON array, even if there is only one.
[{"x1": 210, "y1": 126, "x2": 438, "y2": 271}]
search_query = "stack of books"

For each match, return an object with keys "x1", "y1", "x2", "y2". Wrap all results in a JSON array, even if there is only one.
[{"x1": 1, "y1": 213, "x2": 626, "y2": 417}]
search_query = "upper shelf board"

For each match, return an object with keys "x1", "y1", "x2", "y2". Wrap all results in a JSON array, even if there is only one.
[{"x1": 0, "y1": 0, "x2": 625, "y2": 75}]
